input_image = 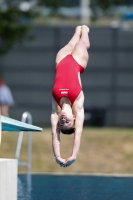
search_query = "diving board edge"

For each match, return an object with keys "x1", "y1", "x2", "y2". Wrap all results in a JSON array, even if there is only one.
[{"x1": 1, "y1": 116, "x2": 43, "y2": 132}]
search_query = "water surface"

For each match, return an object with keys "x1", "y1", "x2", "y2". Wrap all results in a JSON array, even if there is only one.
[{"x1": 18, "y1": 174, "x2": 133, "y2": 200}]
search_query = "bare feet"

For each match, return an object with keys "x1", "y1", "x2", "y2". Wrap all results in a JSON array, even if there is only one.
[
  {"x1": 82, "y1": 25, "x2": 90, "y2": 33},
  {"x1": 80, "y1": 25, "x2": 90, "y2": 48},
  {"x1": 75, "y1": 26, "x2": 82, "y2": 36}
]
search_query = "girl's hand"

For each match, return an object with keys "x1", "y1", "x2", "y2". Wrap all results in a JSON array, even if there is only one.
[
  {"x1": 64, "y1": 156, "x2": 76, "y2": 167},
  {"x1": 55, "y1": 156, "x2": 66, "y2": 167}
]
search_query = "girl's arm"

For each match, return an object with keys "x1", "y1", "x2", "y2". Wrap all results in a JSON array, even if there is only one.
[
  {"x1": 65, "y1": 107, "x2": 84, "y2": 166},
  {"x1": 51, "y1": 97, "x2": 61, "y2": 158},
  {"x1": 72, "y1": 107, "x2": 84, "y2": 159},
  {"x1": 51, "y1": 98, "x2": 66, "y2": 166}
]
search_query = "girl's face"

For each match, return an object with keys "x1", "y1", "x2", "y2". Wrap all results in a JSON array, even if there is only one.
[{"x1": 59, "y1": 110, "x2": 75, "y2": 128}]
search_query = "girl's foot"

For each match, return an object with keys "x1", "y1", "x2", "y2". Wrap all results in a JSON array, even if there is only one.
[{"x1": 82, "y1": 25, "x2": 90, "y2": 33}]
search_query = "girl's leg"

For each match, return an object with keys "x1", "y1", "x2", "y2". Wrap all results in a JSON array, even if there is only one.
[
  {"x1": 1, "y1": 105, "x2": 9, "y2": 117},
  {"x1": 72, "y1": 25, "x2": 90, "y2": 69},
  {"x1": 56, "y1": 26, "x2": 81, "y2": 65}
]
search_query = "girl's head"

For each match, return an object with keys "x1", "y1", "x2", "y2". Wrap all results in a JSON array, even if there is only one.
[
  {"x1": 58, "y1": 108, "x2": 75, "y2": 134},
  {"x1": 59, "y1": 109, "x2": 75, "y2": 127}
]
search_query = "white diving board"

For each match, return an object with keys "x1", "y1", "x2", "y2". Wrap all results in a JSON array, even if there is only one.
[{"x1": 1, "y1": 115, "x2": 43, "y2": 132}]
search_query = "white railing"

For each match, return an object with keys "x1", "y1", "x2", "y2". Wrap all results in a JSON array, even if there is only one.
[{"x1": 15, "y1": 112, "x2": 32, "y2": 175}]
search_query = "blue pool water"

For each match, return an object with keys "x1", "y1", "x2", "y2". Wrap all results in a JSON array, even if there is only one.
[{"x1": 18, "y1": 174, "x2": 133, "y2": 200}]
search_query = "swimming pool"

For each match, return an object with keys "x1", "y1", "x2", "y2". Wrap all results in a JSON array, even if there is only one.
[{"x1": 18, "y1": 174, "x2": 133, "y2": 200}]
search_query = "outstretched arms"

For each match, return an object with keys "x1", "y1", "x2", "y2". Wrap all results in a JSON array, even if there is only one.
[{"x1": 51, "y1": 97, "x2": 84, "y2": 167}]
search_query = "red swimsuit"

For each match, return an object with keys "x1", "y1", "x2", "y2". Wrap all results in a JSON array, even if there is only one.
[{"x1": 52, "y1": 54, "x2": 84, "y2": 106}]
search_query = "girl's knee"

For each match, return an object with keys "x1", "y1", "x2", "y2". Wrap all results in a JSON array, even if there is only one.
[
  {"x1": 72, "y1": 43, "x2": 89, "y2": 68},
  {"x1": 73, "y1": 42, "x2": 86, "y2": 55}
]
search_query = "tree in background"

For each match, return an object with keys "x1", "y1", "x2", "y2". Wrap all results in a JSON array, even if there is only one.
[
  {"x1": 0, "y1": 0, "x2": 65, "y2": 55},
  {"x1": 0, "y1": 0, "x2": 132, "y2": 55},
  {"x1": 0, "y1": 9, "x2": 34, "y2": 55},
  {"x1": 91, "y1": 0, "x2": 131, "y2": 11},
  {"x1": 90, "y1": 0, "x2": 133, "y2": 19}
]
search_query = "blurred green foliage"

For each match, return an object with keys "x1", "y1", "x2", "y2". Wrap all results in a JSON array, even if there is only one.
[
  {"x1": 91, "y1": 0, "x2": 129, "y2": 11},
  {"x1": 0, "y1": 0, "x2": 131, "y2": 55},
  {"x1": 90, "y1": 0, "x2": 132, "y2": 20},
  {"x1": 0, "y1": 9, "x2": 34, "y2": 55},
  {"x1": 0, "y1": 0, "x2": 65, "y2": 55},
  {"x1": 39, "y1": 0, "x2": 65, "y2": 10}
]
